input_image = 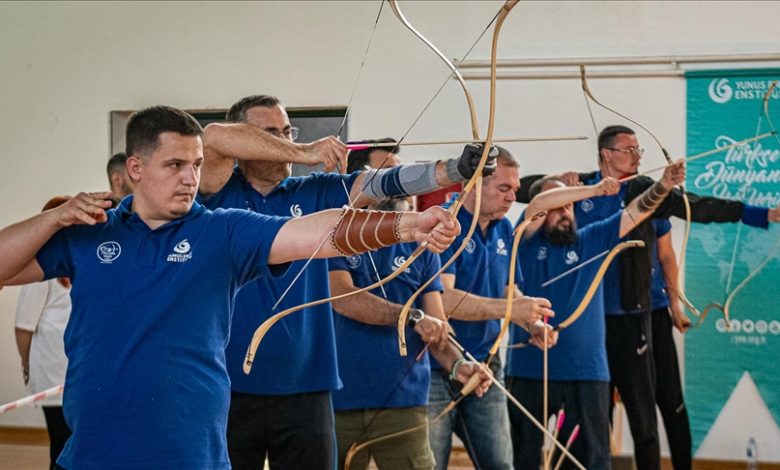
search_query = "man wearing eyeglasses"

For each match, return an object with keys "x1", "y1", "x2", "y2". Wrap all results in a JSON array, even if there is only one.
[
  {"x1": 514, "y1": 124, "x2": 780, "y2": 470},
  {"x1": 198, "y1": 94, "x2": 497, "y2": 470}
]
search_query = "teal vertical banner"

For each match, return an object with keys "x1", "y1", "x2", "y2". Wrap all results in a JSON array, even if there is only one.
[{"x1": 685, "y1": 69, "x2": 780, "y2": 452}]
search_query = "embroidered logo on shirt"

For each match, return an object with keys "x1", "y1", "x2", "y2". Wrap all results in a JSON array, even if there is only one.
[
  {"x1": 580, "y1": 199, "x2": 594, "y2": 213},
  {"x1": 346, "y1": 255, "x2": 362, "y2": 269},
  {"x1": 465, "y1": 239, "x2": 476, "y2": 254},
  {"x1": 96, "y1": 241, "x2": 122, "y2": 264},
  {"x1": 290, "y1": 204, "x2": 303, "y2": 217},
  {"x1": 536, "y1": 247, "x2": 547, "y2": 260},
  {"x1": 496, "y1": 238, "x2": 508, "y2": 256},
  {"x1": 564, "y1": 250, "x2": 579, "y2": 265},
  {"x1": 167, "y1": 239, "x2": 193, "y2": 263},
  {"x1": 393, "y1": 256, "x2": 411, "y2": 273}
]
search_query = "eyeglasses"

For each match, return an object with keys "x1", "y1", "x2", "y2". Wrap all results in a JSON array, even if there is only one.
[
  {"x1": 606, "y1": 146, "x2": 644, "y2": 157},
  {"x1": 263, "y1": 126, "x2": 299, "y2": 141}
]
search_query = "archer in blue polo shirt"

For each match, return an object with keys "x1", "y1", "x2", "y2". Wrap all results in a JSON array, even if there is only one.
[
  {"x1": 329, "y1": 241, "x2": 442, "y2": 469},
  {"x1": 199, "y1": 95, "x2": 496, "y2": 470},
  {"x1": 37, "y1": 198, "x2": 288, "y2": 470},
  {"x1": 330, "y1": 243, "x2": 443, "y2": 411},
  {"x1": 0, "y1": 106, "x2": 461, "y2": 470},
  {"x1": 506, "y1": 159, "x2": 685, "y2": 470},
  {"x1": 429, "y1": 150, "x2": 553, "y2": 470}
]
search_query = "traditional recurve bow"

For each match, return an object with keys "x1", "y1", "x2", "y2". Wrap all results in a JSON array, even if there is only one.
[
  {"x1": 579, "y1": 65, "x2": 702, "y2": 319},
  {"x1": 701, "y1": 80, "x2": 780, "y2": 328},
  {"x1": 505, "y1": 240, "x2": 646, "y2": 349},
  {"x1": 396, "y1": 0, "x2": 519, "y2": 357}
]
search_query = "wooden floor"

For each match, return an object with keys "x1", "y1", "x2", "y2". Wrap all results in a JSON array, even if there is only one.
[
  {"x1": 0, "y1": 440, "x2": 476, "y2": 470},
  {"x1": 1, "y1": 433, "x2": 777, "y2": 470}
]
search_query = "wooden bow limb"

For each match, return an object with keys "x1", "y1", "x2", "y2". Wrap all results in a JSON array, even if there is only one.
[
  {"x1": 447, "y1": 335, "x2": 587, "y2": 470},
  {"x1": 580, "y1": 64, "x2": 699, "y2": 321},
  {"x1": 345, "y1": 135, "x2": 588, "y2": 150},
  {"x1": 716, "y1": 230, "x2": 780, "y2": 328},
  {"x1": 504, "y1": 240, "x2": 645, "y2": 349},
  {"x1": 485, "y1": 210, "x2": 548, "y2": 365},
  {"x1": 343, "y1": 371, "x2": 483, "y2": 470},
  {"x1": 388, "y1": 0, "x2": 480, "y2": 141},
  {"x1": 685, "y1": 301, "x2": 728, "y2": 330},
  {"x1": 397, "y1": 0, "x2": 520, "y2": 356},
  {"x1": 244, "y1": 240, "x2": 428, "y2": 374},
  {"x1": 713, "y1": 82, "x2": 780, "y2": 322}
]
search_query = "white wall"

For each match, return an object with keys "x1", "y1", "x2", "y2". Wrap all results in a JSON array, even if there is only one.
[{"x1": 1, "y1": 0, "x2": 778, "y2": 460}]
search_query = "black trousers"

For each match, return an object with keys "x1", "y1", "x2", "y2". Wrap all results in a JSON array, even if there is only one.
[
  {"x1": 651, "y1": 307, "x2": 692, "y2": 470},
  {"x1": 606, "y1": 313, "x2": 660, "y2": 470},
  {"x1": 42, "y1": 406, "x2": 71, "y2": 470},
  {"x1": 227, "y1": 390, "x2": 335, "y2": 470},
  {"x1": 507, "y1": 378, "x2": 611, "y2": 470}
]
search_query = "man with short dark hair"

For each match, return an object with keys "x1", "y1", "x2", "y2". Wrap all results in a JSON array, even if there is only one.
[
  {"x1": 345, "y1": 138, "x2": 401, "y2": 173},
  {"x1": 0, "y1": 105, "x2": 459, "y2": 470},
  {"x1": 106, "y1": 152, "x2": 133, "y2": 205},
  {"x1": 200, "y1": 94, "x2": 496, "y2": 470}
]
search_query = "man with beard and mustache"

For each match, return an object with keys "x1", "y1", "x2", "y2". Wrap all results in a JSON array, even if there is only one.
[
  {"x1": 514, "y1": 125, "x2": 780, "y2": 470},
  {"x1": 505, "y1": 157, "x2": 686, "y2": 470},
  {"x1": 328, "y1": 191, "x2": 490, "y2": 470}
]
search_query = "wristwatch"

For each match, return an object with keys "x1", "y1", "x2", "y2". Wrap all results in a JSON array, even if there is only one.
[{"x1": 407, "y1": 308, "x2": 425, "y2": 329}]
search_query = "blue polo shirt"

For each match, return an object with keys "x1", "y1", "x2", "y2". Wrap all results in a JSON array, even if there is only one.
[
  {"x1": 35, "y1": 197, "x2": 288, "y2": 470},
  {"x1": 329, "y1": 243, "x2": 443, "y2": 410},
  {"x1": 650, "y1": 219, "x2": 673, "y2": 309},
  {"x1": 575, "y1": 172, "x2": 637, "y2": 316},
  {"x1": 438, "y1": 207, "x2": 516, "y2": 366},
  {"x1": 506, "y1": 212, "x2": 622, "y2": 381},
  {"x1": 200, "y1": 168, "x2": 359, "y2": 394}
]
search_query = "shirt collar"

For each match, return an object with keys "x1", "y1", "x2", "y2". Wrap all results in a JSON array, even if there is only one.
[{"x1": 116, "y1": 195, "x2": 205, "y2": 226}]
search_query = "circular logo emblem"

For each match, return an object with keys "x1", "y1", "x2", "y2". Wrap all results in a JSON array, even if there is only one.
[
  {"x1": 97, "y1": 241, "x2": 122, "y2": 263},
  {"x1": 346, "y1": 255, "x2": 362, "y2": 269},
  {"x1": 290, "y1": 204, "x2": 303, "y2": 217},
  {"x1": 580, "y1": 199, "x2": 594, "y2": 213},
  {"x1": 708, "y1": 78, "x2": 733, "y2": 104},
  {"x1": 465, "y1": 239, "x2": 476, "y2": 254}
]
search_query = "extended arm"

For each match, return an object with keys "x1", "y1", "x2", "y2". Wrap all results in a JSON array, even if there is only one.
[
  {"x1": 620, "y1": 161, "x2": 686, "y2": 237},
  {"x1": 440, "y1": 273, "x2": 553, "y2": 327},
  {"x1": 268, "y1": 205, "x2": 460, "y2": 265},
  {"x1": 201, "y1": 122, "x2": 347, "y2": 196},
  {"x1": 328, "y1": 271, "x2": 451, "y2": 358},
  {"x1": 350, "y1": 144, "x2": 497, "y2": 208}
]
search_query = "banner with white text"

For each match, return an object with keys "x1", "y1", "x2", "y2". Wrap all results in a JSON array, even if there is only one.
[{"x1": 685, "y1": 69, "x2": 780, "y2": 453}]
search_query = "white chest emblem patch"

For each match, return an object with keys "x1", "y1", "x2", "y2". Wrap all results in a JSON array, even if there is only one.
[
  {"x1": 564, "y1": 250, "x2": 579, "y2": 265},
  {"x1": 465, "y1": 239, "x2": 476, "y2": 254},
  {"x1": 393, "y1": 256, "x2": 411, "y2": 273},
  {"x1": 536, "y1": 246, "x2": 547, "y2": 261},
  {"x1": 346, "y1": 255, "x2": 362, "y2": 269},
  {"x1": 496, "y1": 238, "x2": 508, "y2": 256},
  {"x1": 97, "y1": 241, "x2": 121, "y2": 264},
  {"x1": 167, "y1": 239, "x2": 193, "y2": 263},
  {"x1": 580, "y1": 199, "x2": 594, "y2": 213},
  {"x1": 290, "y1": 204, "x2": 303, "y2": 217}
]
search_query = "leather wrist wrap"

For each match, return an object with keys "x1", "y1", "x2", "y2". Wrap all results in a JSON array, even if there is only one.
[{"x1": 331, "y1": 206, "x2": 403, "y2": 256}]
